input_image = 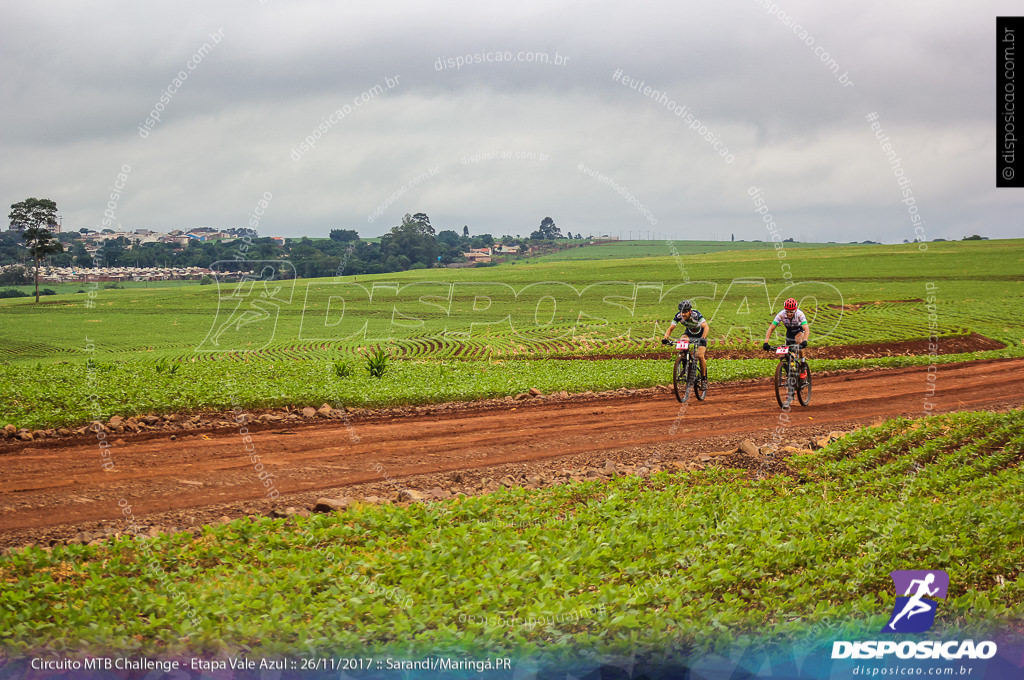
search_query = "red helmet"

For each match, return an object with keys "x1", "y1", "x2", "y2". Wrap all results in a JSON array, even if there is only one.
[{"x1": 784, "y1": 297, "x2": 798, "y2": 311}]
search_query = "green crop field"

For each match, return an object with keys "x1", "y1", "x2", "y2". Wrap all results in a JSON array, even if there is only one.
[
  {"x1": 531, "y1": 239, "x2": 842, "y2": 261},
  {"x1": 1, "y1": 239, "x2": 1022, "y2": 429},
  {"x1": 0, "y1": 279, "x2": 199, "y2": 297},
  {"x1": 2, "y1": 409, "x2": 1021, "y2": 661}
]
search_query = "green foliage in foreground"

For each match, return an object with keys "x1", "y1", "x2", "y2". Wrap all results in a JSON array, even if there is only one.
[{"x1": 2, "y1": 409, "x2": 1021, "y2": 658}]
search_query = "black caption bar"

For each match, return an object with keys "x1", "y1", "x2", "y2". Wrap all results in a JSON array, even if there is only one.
[{"x1": 998, "y1": 17, "x2": 1023, "y2": 187}]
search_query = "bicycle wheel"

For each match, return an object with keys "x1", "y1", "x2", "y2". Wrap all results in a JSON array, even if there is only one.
[
  {"x1": 774, "y1": 358, "x2": 794, "y2": 408},
  {"x1": 694, "y1": 358, "x2": 707, "y2": 401},
  {"x1": 797, "y1": 361, "x2": 812, "y2": 406},
  {"x1": 673, "y1": 354, "x2": 691, "y2": 403}
]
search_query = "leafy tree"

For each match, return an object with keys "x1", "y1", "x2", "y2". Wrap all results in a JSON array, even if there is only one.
[
  {"x1": 463, "y1": 225, "x2": 470, "y2": 238},
  {"x1": 437, "y1": 230, "x2": 462, "y2": 248},
  {"x1": 435, "y1": 230, "x2": 466, "y2": 265},
  {"x1": 72, "y1": 242, "x2": 93, "y2": 268},
  {"x1": 531, "y1": 216, "x2": 562, "y2": 240},
  {"x1": 95, "y1": 237, "x2": 127, "y2": 267},
  {"x1": 329, "y1": 229, "x2": 360, "y2": 242},
  {"x1": 9, "y1": 199, "x2": 65, "y2": 301},
  {"x1": 0, "y1": 266, "x2": 31, "y2": 286},
  {"x1": 50, "y1": 249, "x2": 73, "y2": 267},
  {"x1": 383, "y1": 254, "x2": 412, "y2": 272},
  {"x1": 8, "y1": 197, "x2": 58, "y2": 232},
  {"x1": 0, "y1": 233, "x2": 26, "y2": 266},
  {"x1": 21, "y1": 226, "x2": 64, "y2": 302},
  {"x1": 380, "y1": 214, "x2": 439, "y2": 269},
  {"x1": 411, "y1": 213, "x2": 434, "y2": 235}
]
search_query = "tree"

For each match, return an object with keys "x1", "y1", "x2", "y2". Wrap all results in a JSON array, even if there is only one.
[
  {"x1": 0, "y1": 232, "x2": 25, "y2": 266},
  {"x1": 329, "y1": 229, "x2": 360, "y2": 242},
  {"x1": 8, "y1": 197, "x2": 58, "y2": 233},
  {"x1": 22, "y1": 226, "x2": 64, "y2": 302},
  {"x1": 435, "y1": 230, "x2": 464, "y2": 265},
  {"x1": 11, "y1": 198, "x2": 63, "y2": 302},
  {"x1": 437, "y1": 230, "x2": 462, "y2": 248},
  {"x1": 463, "y1": 225, "x2": 470, "y2": 238},
  {"x1": 411, "y1": 213, "x2": 434, "y2": 235},
  {"x1": 379, "y1": 214, "x2": 439, "y2": 269},
  {"x1": 96, "y1": 237, "x2": 126, "y2": 267},
  {"x1": 72, "y1": 241, "x2": 93, "y2": 268},
  {"x1": 0, "y1": 266, "x2": 31, "y2": 286},
  {"x1": 530, "y1": 216, "x2": 562, "y2": 240}
]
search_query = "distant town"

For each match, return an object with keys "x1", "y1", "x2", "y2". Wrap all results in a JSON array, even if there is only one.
[{"x1": 1, "y1": 213, "x2": 621, "y2": 287}]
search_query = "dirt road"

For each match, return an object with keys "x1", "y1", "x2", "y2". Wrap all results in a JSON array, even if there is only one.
[{"x1": 1, "y1": 358, "x2": 1022, "y2": 547}]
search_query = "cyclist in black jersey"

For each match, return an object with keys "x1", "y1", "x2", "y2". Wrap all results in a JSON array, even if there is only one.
[{"x1": 661, "y1": 299, "x2": 709, "y2": 390}]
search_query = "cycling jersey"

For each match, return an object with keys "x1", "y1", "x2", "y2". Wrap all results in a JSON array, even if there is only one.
[
  {"x1": 671, "y1": 309, "x2": 707, "y2": 337},
  {"x1": 772, "y1": 309, "x2": 807, "y2": 334}
]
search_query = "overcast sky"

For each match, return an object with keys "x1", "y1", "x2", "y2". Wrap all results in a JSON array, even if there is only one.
[{"x1": 1, "y1": 0, "x2": 1020, "y2": 243}]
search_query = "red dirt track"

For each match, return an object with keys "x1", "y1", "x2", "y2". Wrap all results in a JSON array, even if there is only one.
[{"x1": 1, "y1": 358, "x2": 1022, "y2": 545}]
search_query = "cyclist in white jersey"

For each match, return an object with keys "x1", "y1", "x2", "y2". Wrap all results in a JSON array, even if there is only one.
[{"x1": 763, "y1": 297, "x2": 810, "y2": 350}]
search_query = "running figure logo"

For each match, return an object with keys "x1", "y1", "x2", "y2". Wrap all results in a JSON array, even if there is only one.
[{"x1": 882, "y1": 570, "x2": 949, "y2": 633}]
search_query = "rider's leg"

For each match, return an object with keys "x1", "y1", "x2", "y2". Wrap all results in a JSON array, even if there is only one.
[
  {"x1": 696, "y1": 344, "x2": 707, "y2": 378},
  {"x1": 793, "y1": 338, "x2": 808, "y2": 378}
]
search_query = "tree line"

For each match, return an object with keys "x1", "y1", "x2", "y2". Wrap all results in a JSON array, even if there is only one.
[{"x1": 3, "y1": 201, "x2": 577, "y2": 285}]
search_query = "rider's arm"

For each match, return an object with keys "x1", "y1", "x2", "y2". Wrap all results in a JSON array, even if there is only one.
[
  {"x1": 764, "y1": 321, "x2": 778, "y2": 343},
  {"x1": 664, "y1": 321, "x2": 676, "y2": 339},
  {"x1": 794, "y1": 312, "x2": 810, "y2": 343},
  {"x1": 700, "y1": 320, "x2": 709, "y2": 338}
]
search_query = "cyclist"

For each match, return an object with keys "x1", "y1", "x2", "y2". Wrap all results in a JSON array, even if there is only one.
[
  {"x1": 763, "y1": 297, "x2": 810, "y2": 377},
  {"x1": 661, "y1": 299, "x2": 709, "y2": 389}
]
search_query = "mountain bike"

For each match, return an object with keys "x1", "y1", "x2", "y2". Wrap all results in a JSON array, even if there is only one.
[
  {"x1": 664, "y1": 337, "x2": 707, "y2": 403},
  {"x1": 769, "y1": 343, "x2": 811, "y2": 408}
]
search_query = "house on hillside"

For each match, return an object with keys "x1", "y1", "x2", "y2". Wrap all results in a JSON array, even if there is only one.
[{"x1": 462, "y1": 247, "x2": 492, "y2": 264}]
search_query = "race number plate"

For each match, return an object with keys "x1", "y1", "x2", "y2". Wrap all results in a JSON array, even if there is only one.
[
  {"x1": 676, "y1": 338, "x2": 690, "y2": 350},
  {"x1": 775, "y1": 346, "x2": 789, "y2": 356}
]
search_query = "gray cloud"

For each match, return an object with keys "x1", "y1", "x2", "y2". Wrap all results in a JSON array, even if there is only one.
[{"x1": 1, "y1": 0, "x2": 1021, "y2": 242}]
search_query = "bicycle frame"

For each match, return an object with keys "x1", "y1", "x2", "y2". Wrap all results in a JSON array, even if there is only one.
[
  {"x1": 672, "y1": 337, "x2": 706, "y2": 403},
  {"x1": 676, "y1": 337, "x2": 699, "y2": 375},
  {"x1": 774, "y1": 344, "x2": 803, "y2": 367},
  {"x1": 772, "y1": 343, "x2": 811, "y2": 407}
]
